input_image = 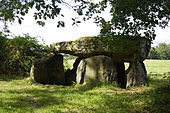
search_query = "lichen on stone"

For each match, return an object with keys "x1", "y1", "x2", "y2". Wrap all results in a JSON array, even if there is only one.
[{"x1": 50, "y1": 35, "x2": 150, "y2": 61}]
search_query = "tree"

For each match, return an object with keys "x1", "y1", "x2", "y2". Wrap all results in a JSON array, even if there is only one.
[
  {"x1": 0, "y1": 33, "x2": 50, "y2": 76},
  {"x1": 156, "y1": 43, "x2": 170, "y2": 60},
  {"x1": 91, "y1": 0, "x2": 170, "y2": 41},
  {"x1": 0, "y1": 32, "x2": 8, "y2": 74},
  {"x1": 148, "y1": 43, "x2": 170, "y2": 60},
  {"x1": 148, "y1": 47, "x2": 160, "y2": 59},
  {"x1": 0, "y1": 0, "x2": 91, "y2": 27},
  {"x1": 1, "y1": 0, "x2": 170, "y2": 41},
  {"x1": 0, "y1": 0, "x2": 62, "y2": 26}
]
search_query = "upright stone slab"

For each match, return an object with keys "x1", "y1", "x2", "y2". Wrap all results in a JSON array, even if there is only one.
[
  {"x1": 76, "y1": 55, "x2": 118, "y2": 84},
  {"x1": 30, "y1": 54, "x2": 65, "y2": 85},
  {"x1": 126, "y1": 60, "x2": 148, "y2": 87}
]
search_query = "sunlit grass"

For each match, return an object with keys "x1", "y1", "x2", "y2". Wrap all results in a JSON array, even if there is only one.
[
  {"x1": 124, "y1": 59, "x2": 170, "y2": 75},
  {"x1": 0, "y1": 60, "x2": 170, "y2": 113},
  {"x1": 144, "y1": 59, "x2": 170, "y2": 75},
  {"x1": 0, "y1": 74, "x2": 169, "y2": 113}
]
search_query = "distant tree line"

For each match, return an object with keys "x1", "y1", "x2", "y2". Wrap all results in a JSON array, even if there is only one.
[
  {"x1": 148, "y1": 43, "x2": 170, "y2": 60},
  {"x1": 0, "y1": 32, "x2": 50, "y2": 76}
]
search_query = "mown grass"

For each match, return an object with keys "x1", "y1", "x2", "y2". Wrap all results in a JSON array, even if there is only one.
[
  {"x1": 145, "y1": 59, "x2": 170, "y2": 75},
  {"x1": 0, "y1": 60, "x2": 170, "y2": 113}
]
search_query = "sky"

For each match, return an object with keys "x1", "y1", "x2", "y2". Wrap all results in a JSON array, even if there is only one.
[
  {"x1": 7, "y1": 7, "x2": 101, "y2": 45},
  {"x1": 5, "y1": 2, "x2": 170, "y2": 46}
]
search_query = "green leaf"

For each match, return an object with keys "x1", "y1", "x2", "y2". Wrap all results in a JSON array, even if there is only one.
[
  {"x1": 36, "y1": 21, "x2": 45, "y2": 26},
  {"x1": 20, "y1": 12, "x2": 25, "y2": 16},
  {"x1": 57, "y1": 21, "x2": 65, "y2": 27},
  {"x1": 18, "y1": 19, "x2": 22, "y2": 24},
  {"x1": 76, "y1": 21, "x2": 81, "y2": 23}
]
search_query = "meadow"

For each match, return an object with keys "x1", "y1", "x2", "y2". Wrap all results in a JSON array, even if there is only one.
[
  {"x1": 144, "y1": 60, "x2": 170, "y2": 75},
  {"x1": 0, "y1": 60, "x2": 169, "y2": 113}
]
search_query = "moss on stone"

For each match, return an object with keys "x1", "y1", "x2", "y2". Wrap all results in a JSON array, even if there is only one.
[
  {"x1": 73, "y1": 35, "x2": 143, "y2": 54},
  {"x1": 51, "y1": 35, "x2": 151, "y2": 61}
]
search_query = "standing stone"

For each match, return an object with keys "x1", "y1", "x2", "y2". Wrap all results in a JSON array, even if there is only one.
[
  {"x1": 138, "y1": 40, "x2": 151, "y2": 61},
  {"x1": 76, "y1": 55, "x2": 117, "y2": 84},
  {"x1": 126, "y1": 60, "x2": 148, "y2": 87},
  {"x1": 30, "y1": 54, "x2": 65, "y2": 85}
]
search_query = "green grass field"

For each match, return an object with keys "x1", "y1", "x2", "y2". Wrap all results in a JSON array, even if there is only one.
[
  {"x1": 0, "y1": 60, "x2": 170, "y2": 113},
  {"x1": 145, "y1": 60, "x2": 170, "y2": 75}
]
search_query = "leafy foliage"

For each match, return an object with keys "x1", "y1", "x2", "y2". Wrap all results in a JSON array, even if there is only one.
[
  {"x1": 148, "y1": 47, "x2": 160, "y2": 59},
  {"x1": 90, "y1": 0, "x2": 170, "y2": 40},
  {"x1": 0, "y1": 32, "x2": 8, "y2": 74},
  {"x1": 0, "y1": 33, "x2": 50, "y2": 76},
  {"x1": 0, "y1": 0, "x2": 69, "y2": 26},
  {"x1": 1, "y1": 0, "x2": 170, "y2": 41},
  {"x1": 148, "y1": 43, "x2": 170, "y2": 59},
  {"x1": 0, "y1": 0, "x2": 92, "y2": 27}
]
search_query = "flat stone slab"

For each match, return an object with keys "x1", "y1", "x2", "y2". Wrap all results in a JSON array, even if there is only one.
[{"x1": 51, "y1": 36, "x2": 150, "y2": 61}]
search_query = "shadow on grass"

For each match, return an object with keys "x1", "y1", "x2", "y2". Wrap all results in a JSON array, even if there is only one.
[
  {"x1": 148, "y1": 74, "x2": 170, "y2": 86},
  {"x1": 0, "y1": 86, "x2": 82, "y2": 112},
  {"x1": 143, "y1": 85, "x2": 170, "y2": 113},
  {"x1": 76, "y1": 82, "x2": 119, "y2": 91},
  {"x1": 0, "y1": 74, "x2": 26, "y2": 81},
  {"x1": 0, "y1": 77, "x2": 169, "y2": 113}
]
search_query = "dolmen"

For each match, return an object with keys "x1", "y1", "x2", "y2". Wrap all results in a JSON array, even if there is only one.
[{"x1": 30, "y1": 35, "x2": 151, "y2": 88}]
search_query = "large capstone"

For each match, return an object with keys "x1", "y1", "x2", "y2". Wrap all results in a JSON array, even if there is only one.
[
  {"x1": 51, "y1": 36, "x2": 151, "y2": 62},
  {"x1": 76, "y1": 55, "x2": 118, "y2": 84},
  {"x1": 30, "y1": 54, "x2": 65, "y2": 85}
]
